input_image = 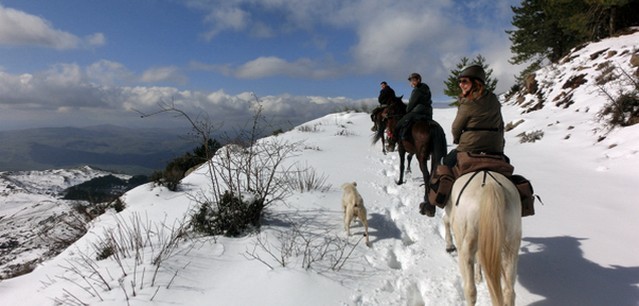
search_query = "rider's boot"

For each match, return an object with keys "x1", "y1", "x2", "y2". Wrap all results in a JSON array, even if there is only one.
[{"x1": 428, "y1": 165, "x2": 455, "y2": 208}]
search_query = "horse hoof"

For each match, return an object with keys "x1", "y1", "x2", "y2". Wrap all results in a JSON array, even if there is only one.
[
  {"x1": 419, "y1": 202, "x2": 435, "y2": 217},
  {"x1": 446, "y1": 246, "x2": 457, "y2": 253}
]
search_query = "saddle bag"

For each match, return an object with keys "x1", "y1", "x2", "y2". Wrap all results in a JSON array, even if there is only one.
[
  {"x1": 454, "y1": 152, "x2": 514, "y2": 178},
  {"x1": 428, "y1": 165, "x2": 455, "y2": 208},
  {"x1": 511, "y1": 175, "x2": 536, "y2": 217}
]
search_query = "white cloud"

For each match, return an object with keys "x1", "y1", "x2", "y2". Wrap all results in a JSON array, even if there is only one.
[
  {"x1": 86, "y1": 60, "x2": 134, "y2": 86},
  {"x1": 184, "y1": 0, "x2": 522, "y2": 97},
  {"x1": 140, "y1": 66, "x2": 187, "y2": 84},
  {"x1": 201, "y1": 6, "x2": 249, "y2": 41},
  {"x1": 0, "y1": 5, "x2": 105, "y2": 50},
  {"x1": 0, "y1": 64, "x2": 368, "y2": 131},
  {"x1": 85, "y1": 33, "x2": 106, "y2": 47},
  {"x1": 202, "y1": 56, "x2": 338, "y2": 79},
  {"x1": 0, "y1": 5, "x2": 79, "y2": 49},
  {"x1": 0, "y1": 4, "x2": 106, "y2": 50}
]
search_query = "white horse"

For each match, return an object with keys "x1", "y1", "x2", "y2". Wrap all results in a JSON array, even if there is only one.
[{"x1": 444, "y1": 170, "x2": 522, "y2": 306}]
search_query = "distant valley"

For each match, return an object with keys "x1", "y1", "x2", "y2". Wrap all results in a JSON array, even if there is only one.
[{"x1": 0, "y1": 125, "x2": 196, "y2": 175}]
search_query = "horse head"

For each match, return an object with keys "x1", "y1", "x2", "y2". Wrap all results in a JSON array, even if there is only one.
[{"x1": 385, "y1": 96, "x2": 406, "y2": 128}]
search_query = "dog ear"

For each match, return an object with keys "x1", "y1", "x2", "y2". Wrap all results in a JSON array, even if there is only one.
[{"x1": 353, "y1": 181, "x2": 357, "y2": 187}]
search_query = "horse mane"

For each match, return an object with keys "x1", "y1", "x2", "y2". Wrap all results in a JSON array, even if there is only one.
[{"x1": 391, "y1": 95, "x2": 406, "y2": 113}]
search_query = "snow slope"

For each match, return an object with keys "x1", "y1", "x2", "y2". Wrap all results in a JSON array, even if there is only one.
[{"x1": 0, "y1": 30, "x2": 638, "y2": 306}]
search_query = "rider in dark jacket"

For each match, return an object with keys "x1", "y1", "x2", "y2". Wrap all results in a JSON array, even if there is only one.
[
  {"x1": 371, "y1": 81, "x2": 397, "y2": 131},
  {"x1": 395, "y1": 73, "x2": 433, "y2": 140},
  {"x1": 378, "y1": 81, "x2": 396, "y2": 105}
]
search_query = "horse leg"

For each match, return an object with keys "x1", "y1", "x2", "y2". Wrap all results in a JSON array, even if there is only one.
[
  {"x1": 503, "y1": 231, "x2": 522, "y2": 306},
  {"x1": 417, "y1": 153, "x2": 431, "y2": 187},
  {"x1": 502, "y1": 251, "x2": 517, "y2": 306},
  {"x1": 444, "y1": 203, "x2": 456, "y2": 253},
  {"x1": 457, "y1": 234, "x2": 478, "y2": 306},
  {"x1": 417, "y1": 153, "x2": 436, "y2": 216},
  {"x1": 406, "y1": 153, "x2": 413, "y2": 173},
  {"x1": 396, "y1": 149, "x2": 405, "y2": 185},
  {"x1": 381, "y1": 131, "x2": 386, "y2": 155}
]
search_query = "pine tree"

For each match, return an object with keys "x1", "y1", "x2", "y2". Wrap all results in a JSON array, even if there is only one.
[
  {"x1": 508, "y1": 0, "x2": 639, "y2": 65},
  {"x1": 443, "y1": 55, "x2": 498, "y2": 102},
  {"x1": 507, "y1": 0, "x2": 573, "y2": 64},
  {"x1": 587, "y1": 0, "x2": 631, "y2": 37}
]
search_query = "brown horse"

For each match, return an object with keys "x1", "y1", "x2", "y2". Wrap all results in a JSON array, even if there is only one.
[
  {"x1": 374, "y1": 100, "x2": 448, "y2": 212},
  {"x1": 370, "y1": 95, "x2": 403, "y2": 154}
]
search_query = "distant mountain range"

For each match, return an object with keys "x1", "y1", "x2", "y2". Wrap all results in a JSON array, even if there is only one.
[{"x1": 0, "y1": 125, "x2": 195, "y2": 175}]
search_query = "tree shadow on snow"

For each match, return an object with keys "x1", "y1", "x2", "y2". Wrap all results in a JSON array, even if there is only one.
[{"x1": 518, "y1": 236, "x2": 639, "y2": 306}]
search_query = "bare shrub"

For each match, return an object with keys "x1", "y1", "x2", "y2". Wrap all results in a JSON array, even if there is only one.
[
  {"x1": 190, "y1": 191, "x2": 264, "y2": 237},
  {"x1": 137, "y1": 96, "x2": 301, "y2": 237},
  {"x1": 244, "y1": 224, "x2": 362, "y2": 272},
  {"x1": 111, "y1": 198, "x2": 126, "y2": 212},
  {"x1": 595, "y1": 61, "x2": 616, "y2": 85},
  {"x1": 335, "y1": 129, "x2": 355, "y2": 136},
  {"x1": 297, "y1": 124, "x2": 322, "y2": 133},
  {"x1": 304, "y1": 145, "x2": 321, "y2": 151},
  {"x1": 505, "y1": 119, "x2": 524, "y2": 132},
  {"x1": 517, "y1": 130, "x2": 545, "y2": 143},
  {"x1": 54, "y1": 212, "x2": 194, "y2": 305},
  {"x1": 597, "y1": 65, "x2": 639, "y2": 132},
  {"x1": 285, "y1": 162, "x2": 332, "y2": 193}
]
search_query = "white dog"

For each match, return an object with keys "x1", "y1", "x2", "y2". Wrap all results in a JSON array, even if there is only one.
[{"x1": 341, "y1": 182, "x2": 370, "y2": 247}]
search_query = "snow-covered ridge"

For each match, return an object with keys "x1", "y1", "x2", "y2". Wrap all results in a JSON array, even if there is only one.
[
  {"x1": 0, "y1": 166, "x2": 128, "y2": 196},
  {"x1": 0, "y1": 30, "x2": 637, "y2": 305},
  {"x1": 0, "y1": 166, "x2": 130, "y2": 279}
]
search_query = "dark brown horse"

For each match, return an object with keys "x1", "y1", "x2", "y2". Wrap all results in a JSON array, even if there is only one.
[
  {"x1": 370, "y1": 95, "x2": 403, "y2": 154},
  {"x1": 373, "y1": 100, "x2": 448, "y2": 211}
]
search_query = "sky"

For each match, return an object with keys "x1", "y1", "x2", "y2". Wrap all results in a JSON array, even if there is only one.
[
  {"x1": 0, "y1": 0, "x2": 521, "y2": 131},
  {"x1": 1, "y1": 30, "x2": 638, "y2": 305}
]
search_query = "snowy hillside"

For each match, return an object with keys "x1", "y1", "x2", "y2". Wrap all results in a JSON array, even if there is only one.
[
  {"x1": 0, "y1": 31, "x2": 638, "y2": 305},
  {"x1": 0, "y1": 167, "x2": 130, "y2": 279}
]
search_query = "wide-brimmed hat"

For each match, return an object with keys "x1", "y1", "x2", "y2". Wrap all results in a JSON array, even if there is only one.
[{"x1": 458, "y1": 65, "x2": 485, "y2": 84}]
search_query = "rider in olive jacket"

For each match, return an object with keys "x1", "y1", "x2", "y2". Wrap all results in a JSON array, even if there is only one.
[
  {"x1": 445, "y1": 64, "x2": 505, "y2": 168},
  {"x1": 452, "y1": 91, "x2": 504, "y2": 153}
]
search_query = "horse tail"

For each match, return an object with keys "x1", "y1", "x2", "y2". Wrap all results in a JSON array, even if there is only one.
[
  {"x1": 429, "y1": 121, "x2": 448, "y2": 166},
  {"x1": 478, "y1": 173, "x2": 506, "y2": 306},
  {"x1": 371, "y1": 123, "x2": 385, "y2": 145}
]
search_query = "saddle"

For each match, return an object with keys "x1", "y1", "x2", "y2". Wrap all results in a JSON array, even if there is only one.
[
  {"x1": 453, "y1": 152, "x2": 513, "y2": 178},
  {"x1": 396, "y1": 116, "x2": 435, "y2": 141},
  {"x1": 428, "y1": 152, "x2": 536, "y2": 217}
]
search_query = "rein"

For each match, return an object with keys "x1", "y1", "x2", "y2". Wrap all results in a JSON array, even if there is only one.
[{"x1": 454, "y1": 170, "x2": 504, "y2": 206}]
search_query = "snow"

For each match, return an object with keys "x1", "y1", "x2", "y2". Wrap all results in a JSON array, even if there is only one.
[{"x1": 1, "y1": 31, "x2": 638, "y2": 305}]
